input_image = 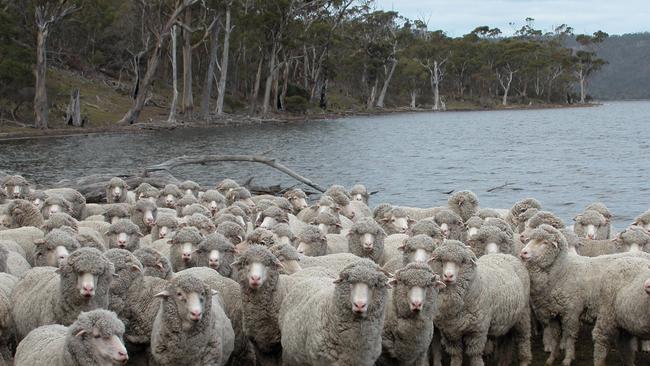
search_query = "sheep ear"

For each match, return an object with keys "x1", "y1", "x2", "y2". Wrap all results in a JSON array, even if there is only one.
[
  {"x1": 377, "y1": 267, "x2": 393, "y2": 278},
  {"x1": 131, "y1": 265, "x2": 142, "y2": 273},
  {"x1": 154, "y1": 290, "x2": 170, "y2": 299},
  {"x1": 407, "y1": 217, "x2": 416, "y2": 224},
  {"x1": 137, "y1": 231, "x2": 144, "y2": 238},
  {"x1": 397, "y1": 243, "x2": 406, "y2": 251},
  {"x1": 333, "y1": 277, "x2": 344, "y2": 284},
  {"x1": 380, "y1": 217, "x2": 390, "y2": 223},
  {"x1": 387, "y1": 279, "x2": 397, "y2": 288},
  {"x1": 275, "y1": 261, "x2": 285, "y2": 270},
  {"x1": 34, "y1": 238, "x2": 45, "y2": 246},
  {"x1": 433, "y1": 280, "x2": 447, "y2": 290},
  {"x1": 335, "y1": 223, "x2": 342, "y2": 228},
  {"x1": 75, "y1": 329, "x2": 87, "y2": 337},
  {"x1": 211, "y1": 289, "x2": 219, "y2": 295},
  {"x1": 550, "y1": 240, "x2": 559, "y2": 248},
  {"x1": 573, "y1": 215, "x2": 580, "y2": 222},
  {"x1": 230, "y1": 260, "x2": 241, "y2": 269},
  {"x1": 155, "y1": 261, "x2": 164, "y2": 270}
]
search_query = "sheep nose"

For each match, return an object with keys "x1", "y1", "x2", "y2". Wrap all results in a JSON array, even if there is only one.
[
  {"x1": 442, "y1": 273, "x2": 454, "y2": 282},
  {"x1": 587, "y1": 234, "x2": 595, "y2": 240},
  {"x1": 190, "y1": 310, "x2": 202, "y2": 320},
  {"x1": 118, "y1": 351, "x2": 128, "y2": 361},
  {"x1": 353, "y1": 301, "x2": 367, "y2": 313},
  {"x1": 58, "y1": 255, "x2": 67, "y2": 260},
  {"x1": 251, "y1": 275, "x2": 260, "y2": 282},
  {"x1": 645, "y1": 279, "x2": 650, "y2": 295},
  {"x1": 520, "y1": 250, "x2": 530, "y2": 260},
  {"x1": 410, "y1": 300, "x2": 423, "y2": 311}
]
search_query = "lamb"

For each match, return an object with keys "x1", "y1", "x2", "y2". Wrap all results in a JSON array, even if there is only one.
[
  {"x1": 151, "y1": 214, "x2": 179, "y2": 241},
  {"x1": 0, "y1": 272, "x2": 17, "y2": 363},
  {"x1": 505, "y1": 198, "x2": 542, "y2": 232},
  {"x1": 466, "y1": 224, "x2": 515, "y2": 256},
  {"x1": 382, "y1": 234, "x2": 439, "y2": 273},
  {"x1": 346, "y1": 217, "x2": 387, "y2": 263},
  {"x1": 199, "y1": 189, "x2": 227, "y2": 216},
  {"x1": 283, "y1": 188, "x2": 309, "y2": 213},
  {"x1": 185, "y1": 213, "x2": 217, "y2": 235},
  {"x1": 379, "y1": 207, "x2": 415, "y2": 235},
  {"x1": 430, "y1": 240, "x2": 531, "y2": 366},
  {"x1": 216, "y1": 178, "x2": 240, "y2": 195},
  {"x1": 43, "y1": 188, "x2": 86, "y2": 220},
  {"x1": 349, "y1": 184, "x2": 370, "y2": 204},
  {"x1": 105, "y1": 219, "x2": 142, "y2": 252},
  {"x1": 130, "y1": 199, "x2": 157, "y2": 234},
  {"x1": 133, "y1": 247, "x2": 173, "y2": 279},
  {"x1": 34, "y1": 228, "x2": 80, "y2": 267},
  {"x1": 216, "y1": 221, "x2": 245, "y2": 245},
  {"x1": 311, "y1": 211, "x2": 343, "y2": 234},
  {"x1": 2, "y1": 199, "x2": 44, "y2": 229},
  {"x1": 232, "y1": 245, "x2": 289, "y2": 363},
  {"x1": 105, "y1": 177, "x2": 130, "y2": 203},
  {"x1": 271, "y1": 223, "x2": 295, "y2": 246},
  {"x1": 2, "y1": 175, "x2": 30, "y2": 199},
  {"x1": 157, "y1": 184, "x2": 183, "y2": 208},
  {"x1": 11, "y1": 247, "x2": 114, "y2": 340},
  {"x1": 448, "y1": 190, "x2": 479, "y2": 222},
  {"x1": 519, "y1": 224, "x2": 650, "y2": 365},
  {"x1": 378, "y1": 263, "x2": 446, "y2": 366},
  {"x1": 433, "y1": 208, "x2": 465, "y2": 241},
  {"x1": 573, "y1": 209, "x2": 610, "y2": 240},
  {"x1": 179, "y1": 180, "x2": 202, "y2": 197},
  {"x1": 102, "y1": 203, "x2": 130, "y2": 223},
  {"x1": 0, "y1": 226, "x2": 44, "y2": 265},
  {"x1": 175, "y1": 193, "x2": 199, "y2": 216},
  {"x1": 194, "y1": 232, "x2": 237, "y2": 279},
  {"x1": 279, "y1": 259, "x2": 390, "y2": 366},
  {"x1": 14, "y1": 309, "x2": 128, "y2": 366},
  {"x1": 169, "y1": 226, "x2": 203, "y2": 271}
]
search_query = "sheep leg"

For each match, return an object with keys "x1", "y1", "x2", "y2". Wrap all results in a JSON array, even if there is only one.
[
  {"x1": 543, "y1": 320, "x2": 561, "y2": 353},
  {"x1": 560, "y1": 314, "x2": 581, "y2": 366},
  {"x1": 442, "y1": 337, "x2": 463, "y2": 366},
  {"x1": 513, "y1": 309, "x2": 532, "y2": 366},
  {"x1": 592, "y1": 315, "x2": 617, "y2": 366},
  {"x1": 429, "y1": 329, "x2": 443, "y2": 366},
  {"x1": 465, "y1": 334, "x2": 487, "y2": 366},
  {"x1": 615, "y1": 332, "x2": 636, "y2": 366}
]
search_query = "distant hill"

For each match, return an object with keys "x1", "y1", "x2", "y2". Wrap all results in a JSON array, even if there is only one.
[{"x1": 587, "y1": 33, "x2": 650, "y2": 100}]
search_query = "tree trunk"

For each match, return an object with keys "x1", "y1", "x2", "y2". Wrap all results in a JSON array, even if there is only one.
[
  {"x1": 280, "y1": 58, "x2": 290, "y2": 111},
  {"x1": 34, "y1": 27, "x2": 49, "y2": 129},
  {"x1": 200, "y1": 18, "x2": 220, "y2": 121},
  {"x1": 410, "y1": 90, "x2": 417, "y2": 108},
  {"x1": 366, "y1": 78, "x2": 378, "y2": 110},
  {"x1": 181, "y1": 8, "x2": 193, "y2": 116},
  {"x1": 579, "y1": 70, "x2": 586, "y2": 103},
  {"x1": 249, "y1": 56, "x2": 263, "y2": 115},
  {"x1": 65, "y1": 89, "x2": 82, "y2": 127},
  {"x1": 376, "y1": 59, "x2": 397, "y2": 108},
  {"x1": 262, "y1": 43, "x2": 278, "y2": 116},
  {"x1": 168, "y1": 25, "x2": 179, "y2": 123},
  {"x1": 215, "y1": 6, "x2": 232, "y2": 115}
]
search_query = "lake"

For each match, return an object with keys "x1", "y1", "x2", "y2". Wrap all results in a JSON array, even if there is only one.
[{"x1": 1, "y1": 101, "x2": 649, "y2": 229}]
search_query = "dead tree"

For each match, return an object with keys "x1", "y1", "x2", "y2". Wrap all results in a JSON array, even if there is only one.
[{"x1": 65, "y1": 89, "x2": 82, "y2": 127}]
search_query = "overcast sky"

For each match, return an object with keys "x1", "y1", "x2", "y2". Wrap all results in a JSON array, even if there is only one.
[{"x1": 374, "y1": 0, "x2": 649, "y2": 36}]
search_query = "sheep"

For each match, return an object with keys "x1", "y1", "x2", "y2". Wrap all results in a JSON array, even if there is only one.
[
  {"x1": 27, "y1": 190, "x2": 47, "y2": 210},
  {"x1": 349, "y1": 184, "x2": 369, "y2": 204},
  {"x1": 0, "y1": 226, "x2": 44, "y2": 265},
  {"x1": 199, "y1": 189, "x2": 227, "y2": 216},
  {"x1": 296, "y1": 195, "x2": 337, "y2": 223},
  {"x1": 0, "y1": 239, "x2": 30, "y2": 277},
  {"x1": 382, "y1": 234, "x2": 439, "y2": 273},
  {"x1": 279, "y1": 259, "x2": 390, "y2": 366},
  {"x1": 41, "y1": 194, "x2": 74, "y2": 219},
  {"x1": 378, "y1": 263, "x2": 446, "y2": 366},
  {"x1": 448, "y1": 190, "x2": 479, "y2": 222},
  {"x1": 575, "y1": 225, "x2": 650, "y2": 257},
  {"x1": 0, "y1": 272, "x2": 17, "y2": 363},
  {"x1": 585, "y1": 202, "x2": 613, "y2": 238},
  {"x1": 573, "y1": 209, "x2": 610, "y2": 240},
  {"x1": 105, "y1": 219, "x2": 142, "y2": 252},
  {"x1": 11, "y1": 247, "x2": 114, "y2": 341},
  {"x1": 477, "y1": 208, "x2": 501, "y2": 220},
  {"x1": 133, "y1": 247, "x2": 173, "y2": 279},
  {"x1": 430, "y1": 240, "x2": 531, "y2": 366},
  {"x1": 102, "y1": 203, "x2": 130, "y2": 223},
  {"x1": 42, "y1": 212, "x2": 79, "y2": 233},
  {"x1": 157, "y1": 184, "x2": 183, "y2": 208},
  {"x1": 241, "y1": 227, "x2": 276, "y2": 251},
  {"x1": 2, "y1": 175, "x2": 29, "y2": 199},
  {"x1": 466, "y1": 224, "x2": 516, "y2": 257},
  {"x1": 632, "y1": 209, "x2": 650, "y2": 231},
  {"x1": 223, "y1": 204, "x2": 250, "y2": 224},
  {"x1": 379, "y1": 207, "x2": 415, "y2": 235},
  {"x1": 185, "y1": 213, "x2": 217, "y2": 235},
  {"x1": 519, "y1": 210, "x2": 565, "y2": 243},
  {"x1": 14, "y1": 309, "x2": 128, "y2": 366},
  {"x1": 226, "y1": 187, "x2": 255, "y2": 207},
  {"x1": 63, "y1": 226, "x2": 106, "y2": 252},
  {"x1": 232, "y1": 245, "x2": 289, "y2": 363},
  {"x1": 311, "y1": 211, "x2": 343, "y2": 235},
  {"x1": 194, "y1": 233, "x2": 237, "y2": 278},
  {"x1": 105, "y1": 177, "x2": 130, "y2": 204},
  {"x1": 133, "y1": 182, "x2": 159, "y2": 202},
  {"x1": 346, "y1": 217, "x2": 387, "y2": 263},
  {"x1": 169, "y1": 226, "x2": 203, "y2": 271},
  {"x1": 214, "y1": 212, "x2": 246, "y2": 230},
  {"x1": 271, "y1": 223, "x2": 294, "y2": 246},
  {"x1": 325, "y1": 187, "x2": 356, "y2": 220},
  {"x1": 78, "y1": 220, "x2": 111, "y2": 247},
  {"x1": 394, "y1": 204, "x2": 442, "y2": 221},
  {"x1": 216, "y1": 221, "x2": 245, "y2": 245},
  {"x1": 269, "y1": 243, "x2": 302, "y2": 274},
  {"x1": 295, "y1": 225, "x2": 333, "y2": 256},
  {"x1": 348, "y1": 200, "x2": 372, "y2": 221},
  {"x1": 506, "y1": 198, "x2": 542, "y2": 232},
  {"x1": 519, "y1": 224, "x2": 650, "y2": 365},
  {"x1": 273, "y1": 198, "x2": 293, "y2": 216},
  {"x1": 151, "y1": 213, "x2": 178, "y2": 241},
  {"x1": 256, "y1": 205, "x2": 289, "y2": 230},
  {"x1": 179, "y1": 180, "x2": 202, "y2": 197},
  {"x1": 175, "y1": 193, "x2": 199, "y2": 216},
  {"x1": 465, "y1": 216, "x2": 484, "y2": 239},
  {"x1": 283, "y1": 188, "x2": 309, "y2": 213},
  {"x1": 2, "y1": 199, "x2": 44, "y2": 229},
  {"x1": 216, "y1": 178, "x2": 240, "y2": 195},
  {"x1": 433, "y1": 208, "x2": 465, "y2": 241},
  {"x1": 33, "y1": 229, "x2": 80, "y2": 267},
  {"x1": 130, "y1": 199, "x2": 157, "y2": 235},
  {"x1": 43, "y1": 188, "x2": 86, "y2": 220}
]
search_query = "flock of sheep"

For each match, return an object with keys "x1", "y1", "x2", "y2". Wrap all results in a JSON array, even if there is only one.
[{"x1": 0, "y1": 173, "x2": 649, "y2": 365}]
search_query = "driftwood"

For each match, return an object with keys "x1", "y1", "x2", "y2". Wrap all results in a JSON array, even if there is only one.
[
  {"x1": 52, "y1": 154, "x2": 326, "y2": 203},
  {"x1": 487, "y1": 181, "x2": 514, "y2": 193}
]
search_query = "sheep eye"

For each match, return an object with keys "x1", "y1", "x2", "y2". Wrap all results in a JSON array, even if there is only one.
[{"x1": 94, "y1": 334, "x2": 101, "y2": 339}]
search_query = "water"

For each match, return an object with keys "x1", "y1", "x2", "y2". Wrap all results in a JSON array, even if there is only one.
[{"x1": 1, "y1": 101, "x2": 649, "y2": 229}]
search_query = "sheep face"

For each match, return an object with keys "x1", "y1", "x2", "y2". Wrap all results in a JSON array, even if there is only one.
[
  {"x1": 3, "y1": 177, "x2": 29, "y2": 199},
  {"x1": 156, "y1": 284, "x2": 210, "y2": 331},
  {"x1": 333, "y1": 261, "x2": 388, "y2": 319},
  {"x1": 245, "y1": 261, "x2": 269, "y2": 289},
  {"x1": 107, "y1": 221, "x2": 142, "y2": 252},
  {"x1": 154, "y1": 223, "x2": 177, "y2": 240},
  {"x1": 288, "y1": 196, "x2": 308, "y2": 212},
  {"x1": 390, "y1": 264, "x2": 444, "y2": 315},
  {"x1": 573, "y1": 210, "x2": 608, "y2": 240},
  {"x1": 133, "y1": 201, "x2": 157, "y2": 227},
  {"x1": 519, "y1": 231, "x2": 563, "y2": 269},
  {"x1": 440, "y1": 262, "x2": 460, "y2": 285},
  {"x1": 350, "y1": 283, "x2": 372, "y2": 315},
  {"x1": 258, "y1": 216, "x2": 278, "y2": 230},
  {"x1": 615, "y1": 227, "x2": 650, "y2": 253},
  {"x1": 382, "y1": 213, "x2": 413, "y2": 234},
  {"x1": 35, "y1": 240, "x2": 71, "y2": 267},
  {"x1": 296, "y1": 238, "x2": 325, "y2": 257},
  {"x1": 312, "y1": 212, "x2": 342, "y2": 235},
  {"x1": 398, "y1": 236, "x2": 436, "y2": 264},
  {"x1": 77, "y1": 272, "x2": 98, "y2": 297},
  {"x1": 83, "y1": 331, "x2": 129, "y2": 364}
]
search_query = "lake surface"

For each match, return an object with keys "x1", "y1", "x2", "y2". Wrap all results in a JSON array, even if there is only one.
[{"x1": 1, "y1": 101, "x2": 649, "y2": 229}]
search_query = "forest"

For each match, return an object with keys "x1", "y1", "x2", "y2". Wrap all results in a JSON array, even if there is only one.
[{"x1": 0, "y1": 0, "x2": 619, "y2": 129}]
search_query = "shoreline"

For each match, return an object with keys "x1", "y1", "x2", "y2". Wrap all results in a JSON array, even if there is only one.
[{"x1": 0, "y1": 102, "x2": 598, "y2": 142}]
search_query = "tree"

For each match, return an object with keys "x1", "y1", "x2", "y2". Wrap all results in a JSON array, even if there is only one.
[{"x1": 573, "y1": 31, "x2": 609, "y2": 103}]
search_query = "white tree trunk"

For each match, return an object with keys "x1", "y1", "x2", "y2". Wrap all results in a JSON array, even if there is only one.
[
  {"x1": 366, "y1": 78, "x2": 378, "y2": 109},
  {"x1": 216, "y1": 6, "x2": 232, "y2": 115},
  {"x1": 65, "y1": 89, "x2": 82, "y2": 126},
  {"x1": 376, "y1": 59, "x2": 397, "y2": 108},
  {"x1": 579, "y1": 69, "x2": 586, "y2": 103},
  {"x1": 200, "y1": 18, "x2": 219, "y2": 120},
  {"x1": 410, "y1": 90, "x2": 417, "y2": 108},
  {"x1": 181, "y1": 7, "x2": 193, "y2": 116},
  {"x1": 249, "y1": 56, "x2": 263, "y2": 115},
  {"x1": 34, "y1": 26, "x2": 49, "y2": 129},
  {"x1": 498, "y1": 68, "x2": 515, "y2": 106},
  {"x1": 168, "y1": 25, "x2": 179, "y2": 123},
  {"x1": 262, "y1": 43, "x2": 278, "y2": 116}
]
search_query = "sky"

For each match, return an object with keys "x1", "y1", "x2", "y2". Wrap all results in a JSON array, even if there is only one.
[{"x1": 374, "y1": 0, "x2": 649, "y2": 36}]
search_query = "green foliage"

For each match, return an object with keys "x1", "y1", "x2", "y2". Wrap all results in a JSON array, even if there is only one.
[{"x1": 284, "y1": 95, "x2": 309, "y2": 114}]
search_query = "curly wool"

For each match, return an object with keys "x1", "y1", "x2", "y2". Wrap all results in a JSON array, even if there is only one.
[
  {"x1": 529, "y1": 211, "x2": 565, "y2": 230},
  {"x1": 260, "y1": 206, "x2": 289, "y2": 225},
  {"x1": 34, "y1": 229, "x2": 81, "y2": 267},
  {"x1": 483, "y1": 217, "x2": 514, "y2": 236},
  {"x1": 465, "y1": 216, "x2": 484, "y2": 231},
  {"x1": 312, "y1": 211, "x2": 342, "y2": 234},
  {"x1": 2, "y1": 175, "x2": 29, "y2": 198},
  {"x1": 105, "y1": 177, "x2": 129, "y2": 203},
  {"x1": 574, "y1": 209, "x2": 609, "y2": 240},
  {"x1": 447, "y1": 190, "x2": 479, "y2": 222},
  {"x1": 41, "y1": 195, "x2": 74, "y2": 218},
  {"x1": 507, "y1": 198, "x2": 542, "y2": 231},
  {"x1": 226, "y1": 187, "x2": 252, "y2": 205},
  {"x1": 223, "y1": 205, "x2": 249, "y2": 222},
  {"x1": 271, "y1": 223, "x2": 294, "y2": 240},
  {"x1": 297, "y1": 225, "x2": 328, "y2": 256},
  {"x1": 4, "y1": 199, "x2": 44, "y2": 228},
  {"x1": 200, "y1": 190, "x2": 227, "y2": 214},
  {"x1": 477, "y1": 208, "x2": 500, "y2": 219},
  {"x1": 585, "y1": 202, "x2": 612, "y2": 220},
  {"x1": 175, "y1": 193, "x2": 199, "y2": 215},
  {"x1": 182, "y1": 203, "x2": 211, "y2": 218},
  {"x1": 400, "y1": 234, "x2": 437, "y2": 265},
  {"x1": 350, "y1": 184, "x2": 369, "y2": 202},
  {"x1": 216, "y1": 179, "x2": 239, "y2": 194},
  {"x1": 151, "y1": 214, "x2": 179, "y2": 240},
  {"x1": 186, "y1": 213, "x2": 216, "y2": 234},
  {"x1": 106, "y1": 219, "x2": 141, "y2": 252},
  {"x1": 347, "y1": 217, "x2": 386, "y2": 263},
  {"x1": 101, "y1": 204, "x2": 130, "y2": 223},
  {"x1": 270, "y1": 243, "x2": 301, "y2": 262},
  {"x1": 179, "y1": 180, "x2": 201, "y2": 194},
  {"x1": 433, "y1": 209, "x2": 465, "y2": 241},
  {"x1": 130, "y1": 199, "x2": 157, "y2": 234},
  {"x1": 42, "y1": 189, "x2": 86, "y2": 219},
  {"x1": 633, "y1": 209, "x2": 650, "y2": 227},
  {"x1": 216, "y1": 221, "x2": 245, "y2": 244},
  {"x1": 214, "y1": 213, "x2": 245, "y2": 229},
  {"x1": 170, "y1": 227, "x2": 204, "y2": 271},
  {"x1": 133, "y1": 247, "x2": 173, "y2": 279},
  {"x1": 196, "y1": 233, "x2": 236, "y2": 277},
  {"x1": 42, "y1": 212, "x2": 79, "y2": 233},
  {"x1": 467, "y1": 225, "x2": 515, "y2": 256}
]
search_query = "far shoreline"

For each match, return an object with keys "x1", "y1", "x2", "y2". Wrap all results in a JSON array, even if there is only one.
[{"x1": 0, "y1": 102, "x2": 600, "y2": 142}]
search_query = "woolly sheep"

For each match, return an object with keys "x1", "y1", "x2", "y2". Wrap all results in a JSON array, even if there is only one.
[
  {"x1": 239, "y1": 227, "x2": 276, "y2": 252},
  {"x1": 223, "y1": 204, "x2": 250, "y2": 225},
  {"x1": 0, "y1": 273, "x2": 17, "y2": 363},
  {"x1": 573, "y1": 209, "x2": 610, "y2": 240},
  {"x1": 430, "y1": 240, "x2": 531, "y2": 366},
  {"x1": 42, "y1": 212, "x2": 79, "y2": 233},
  {"x1": 216, "y1": 221, "x2": 245, "y2": 245},
  {"x1": 27, "y1": 190, "x2": 48, "y2": 211},
  {"x1": 216, "y1": 178, "x2": 239, "y2": 195},
  {"x1": 105, "y1": 219, "x2": 142, "y2": 252},
  {"x1": 105, "y1": 177, "x2": 130, "y2": 204},
  {"x1": 519, "y1": 224, "x2": 650, "y2": 365},
  {"x1": 133, "y1": 182, "x2": 159, "y2": 202},
  {"x1": 199, "y1": 189, "x2": 227, "y2": 217},
  {"x1": 102, "y1": 203, "x2": 130, "y2": 224},
  {"x1": 349, "y1": 184, "x2": 370, "y2": 204},
  {"x1": 575, "y1": 226, "x2": 650, "y2": 257},
  {"x1": 433, "y1": 208, "x2": 465, "y2": 241},
  {"x1": 257, "y1": 206, "x2": 289, "y2": 229},
  {"x1": 584, "y1": 202, "x2": 613, "y2": 238},
  {"x1": 283, "y1": 188, "x2": 309, "y2": 213},
  {"x1": 11, "y1": 247, "x2": 114, "y2": 340},
  {"x1": 232, "y1": 245, "x2": 290, "y2": 363},
  {"x1": 0, "y1": 226, "x2": 44, "y2": 265},
  {"x1": 1, "y1": 199, "x2": 44, "y2": 229},
  {"x1": 169, "y1": 226, "x2": 203, "y2": 271},
  {"x1": 295, "y1": 225, "x2": 333, "y2": 256},
  {"x1": 378, "y1": 263, "x2": 446, "y2": 366},
  {"x1": 226, "y1": 187, "x2": 254, "y2": 207},
  {"x1": 133, "y1": 247, "x2": 173, "y2": 279},
  {"x1": 299, "y1": 252, "x2": 364, "y2": 274},
  {"x1": 131, "y1": 199, "x2": 157, "y2": 235},
  {"x1": 41, "y1": 195, "x2": 74, "y2": 219},
  {"x1": 271, "y1": 223, "x2": 295, "y2": 246},
  {"x1": 151, "y1": 214, "x2": 179, "y2": 241},
  {"x1": 214, "y1": 213, "x2": 246, "y2": 230},
  {"x1": 448, "y1": 190, "x2": 479, "y2": 222},
  {"x1": 632, "y1": 209, "x2": 650, "y2": 231},
  {"x1": 383, "y1": 234, "x2": 439, "y2": 273},
  {"x1": 270, "y1": 243, "x2": 302, "y2": 274},
  {"x1": 296, "y1": 195, "x2": 337, "y2": 223},
  {"x1": 194, "y1": 233, "x2": 237, "y2": 279},
  {"x1": 78, "y1": 220, "x2": 111, "y2": 247},
  {"x1": 279, "y1": 259, "x2": 390, "y2": 365},
  {"x1": 394, "y1": 205, "x2": 442, "y2": 221},
  {"x1": 379, "y1": 207, "x2": 415, "y2": 235},
  {"x1": 185, "y1": 213, "x2": 217, "y2": 235},
  {"x1": 43, "y1": 188, "x2": 86, "y2": 220},
  {"x1": 346, "y1": 217, "x2": 387, "y2": 263},
  {"x1": 466, "y1": 225, "x2": 516, "y2": 256},
  {"x1": 14, "y1": 309, "x2": 128, "y2": 366},
  {"x1": 519, "y1": 210, "x2": 565, "y2": 243},
  {"x1": 34, "y1": 229, "x2": 80, "y2": 267},
  {"x1": 506, "y1": 198, "x2": 542, "y2": 232},
  {"x1": 157, "y1": 184, "x2": 183, "y2": 208},
  {"x1": 175, "y1": 193, "x2": 199, "y2": 216},
  {"x1": 477, "y1": 208, "x2": 501, "y2": 220},
  {"x1": 179, "y1": 180, "x2": 202, "y2": 197},
  {"x1": 311, "y1": 211, "x2": 342, "y2": 235},
  {"x1": 2, "y1": 175, "x2": 30, "y2": 199},
  {"x1": 465, "y1": 216, "x2": 484, "y2": 239}
]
